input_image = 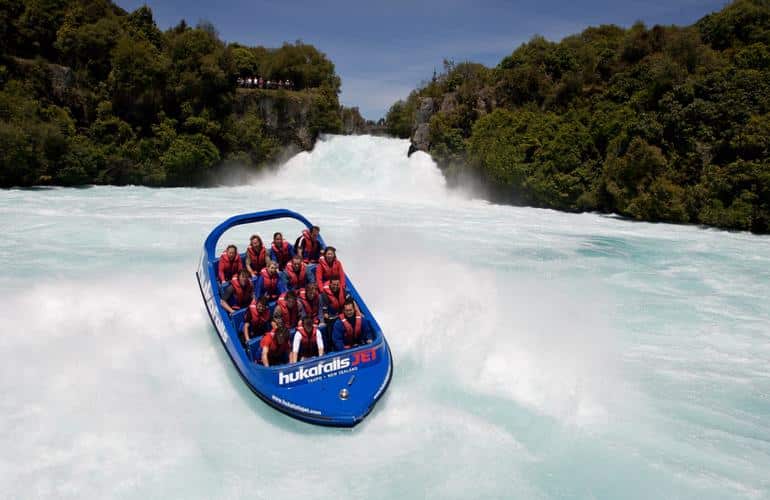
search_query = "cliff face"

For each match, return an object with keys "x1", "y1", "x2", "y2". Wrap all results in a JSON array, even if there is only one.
[
  {"x1": 411, "y1": 97, "x2": 436, "y2": 152},
  {"x1": 234, "y1": 89, "x2": 320, "y2": 151},
  {"x1": 233, "y1": 90, "x2": 385, "y2": 153}
]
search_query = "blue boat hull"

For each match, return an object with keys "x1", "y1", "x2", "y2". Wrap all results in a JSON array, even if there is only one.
[{"x1": 196, "y1": 209, "x2": 393, "y2": 427}]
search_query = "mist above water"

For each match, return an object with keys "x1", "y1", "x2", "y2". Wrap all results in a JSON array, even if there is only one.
[{"x1": 1, "y1": 135, "x2": 769, "y2": 499}]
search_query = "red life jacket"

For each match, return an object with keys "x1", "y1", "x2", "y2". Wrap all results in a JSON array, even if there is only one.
[
  {"x1": 272, "y1": 241, "x2": 291, "y2": 269},
  {"x1": 296, "y1": 323, "x2": 319, "y2": 358},
  {"x1": 277, "y1": 294, "x2": 299, "y2": 327},
  {"x1": 339, "y1": 314, "x2": 363, "y2": 348},
  {"x1": 317, "y1": 257, "x2": 343, "y2": 284},
  {"x1": 322, "y1": 284, "x2": 345, "y2": 312},
  {"x1": 219, "y1": 252, "x2": 243, "y2": 282},
  {"x1": 300, "y1": 229, "x2": 320, "y2": 263},
  {"x1": 246, "y1": 300, "x2": 271, "y2": 333},
  {"x1": 247, "y1": 244, "x2": 266, "y2": 273},
  {"x1": 285, "y1": 262, "x2": 307, "y2": 289},
  {"x1": 263, "y1": 331, "x2": 290, "y2": 365},
  {"x1": 298, "y1": 288, "x2": 320, "y2": 323},
  {"x1": 259, "y1": 268, "x2": 279, "y2": 299},
  {"x1": 230, "y1": 276, "x2": 253, "y2": 308}
]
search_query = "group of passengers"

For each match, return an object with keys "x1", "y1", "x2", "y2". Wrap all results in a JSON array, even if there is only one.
[
  {"x1": 236, "y1": 76, "x2": 295, "y2": 90},
  {"x1": 217, "y1": 226, "x2": 374, "y2": 366}
]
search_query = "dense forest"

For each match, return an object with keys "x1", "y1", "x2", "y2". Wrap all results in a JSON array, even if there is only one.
[
  {"x1": 386, "y1": 0, "x2": 770, "y2": 233},
  {"x1": 0, "y1": 0, "x2": 344, "y2": 186}
]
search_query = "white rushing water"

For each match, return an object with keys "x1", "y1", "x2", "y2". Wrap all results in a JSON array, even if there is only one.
[{"x1": 1, "y1": 134, "x2": 770, "y2": 499}]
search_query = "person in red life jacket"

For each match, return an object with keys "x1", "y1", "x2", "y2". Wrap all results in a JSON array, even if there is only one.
[
  {"x1": 242, "y1": 296, "x2": 271, "y2": 344},
  {"x1": 285, "y1": 254, "x2": 308, "y2": 290},
  {"x1": 260, "y1": 325, "x2": 291, "y2": 366},
  {"x1": 298, "y1": 283, "x2": 322, "y2": 325},
  {"x1": 269, "y1": 232, "x2": 294, "y2": 271},
  {"x1": 220, "y1": 269, "x2": 254, "y2": 314},
  {"x1": 245, "y1": 234, "x2": 268, "y2": 276},
  {"x1": 275, "y1": 290, "x2": 300, "y2": 328},
  {"x1": 256, "y1": 260, "x2": 285, "y2": 302},
  {"x1": 320, "y1": 277, "x2": 346, "y2": 323},
  {"x1": 332, "y1": 299, "x2": 374, "y2": 351},
  {"x1": 295, "y1": 225, "x2": 322, "y2": 264},
  {"x1": 316, "y1": 246, "x2": 346, "y2": 291},
  {"x1": 290, "y1": 317, "x2": 325, "y2": 363},
  {"x1": 218, "y1": 244, "x2": 243, "y2": 282}
]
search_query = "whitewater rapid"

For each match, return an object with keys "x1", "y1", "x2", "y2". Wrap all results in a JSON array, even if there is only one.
[{"x1": 1, "y1": 135, "x2": 769, "y2": 499}]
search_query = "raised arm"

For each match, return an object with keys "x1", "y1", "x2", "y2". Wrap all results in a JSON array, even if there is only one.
[
  {"x1": 290, "y1": 332, "x2": 301, "y2": 363},
  {"x1": 219, "y1": 287, "x2": 236, "y2": 314},
  {"x1": 261, "y1": 345, "x2": 270, "y2": 366}
]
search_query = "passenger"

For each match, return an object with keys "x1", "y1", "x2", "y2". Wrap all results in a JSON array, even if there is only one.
[
  {"x1": 298, "y1": 283, "x2": 322, "y2": 325},
  {"x1": 218, "y1": 244, "x2": 243, "y2": 282},
  {"x1": 332, "y1": 299, "x2": 374, "y2": 351},
  {"x1": 269, "y1": 231, "x2": 294, "y2": 270},
  {"x1": 290, "y1": 317, "x2": 324, "y2": 363},
  {"x1": 321, "y1": 277, "x2": 346, "y2": 324},
  {"x1": 256, "y1": 260, "x2": 284, "y2": 302},
  {"x1": 246, "y1": 234, "x2": 267, "y2": 276},
  {"x1": 285, "y1": 254, "x2": 308, "y2": 290},
  {"x1": 220, "y1": 269, "x2": 254, "y2": 314},
  {"x1": 243, "y1": 296, "x2": 271, "y2": 343},
  {"x1": 260, "y1": 325, "x2": 291, "y2": 366},
  {"x1": 316, "y1": 246, "x2": 345, "y2": 291},
  {"x1": 275, "y1": 290, "x2": 300, "y2": 328},
  {"x1": 295, "y1": 225, "x2": 322, "y2": 264}
]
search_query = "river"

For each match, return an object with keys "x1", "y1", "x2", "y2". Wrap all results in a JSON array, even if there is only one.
[{"x1": 1, "y1": 135, "x2": 769, "y2": 499}]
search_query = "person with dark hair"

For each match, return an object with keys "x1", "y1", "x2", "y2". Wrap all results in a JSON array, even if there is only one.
[
  {"x1": 275, "y1": 290, "x2": 300, "y2": 328},
  {"x1": 260, "y1": 325, "x2": 291, "y2": 366},
  {"x1": 218, "y1": 244, "x2": 243, "y2": 282},
  {"x1": 295, "y1": 225, "x2": 322, "y2": 264},
  {"x1": 285, "y1": 254, "x2": 308, "y2": 290},
  {"x1": 332, "y1": 299, "x2": 374, "y2": 351},
  {"x1": 256, "y1": 260, "x2": 284, "y2": 302},
  {"x1": 246, "y1": 234, "x2": 267, "y2": 276},
  {"x1": 297, "y1": 283, "x2": 322, "y2": 325},
  {"x1": 290, "y1": 317, "x2": 324, "y2": 363},
  {"x1": 321, "y1": 278, "x2": 345, "y2": 327},
  {"x1": 220, "y1": 269, "x2": 254, "y2": 314},
  {"x1": 270, "y1": 232, "x2": 294, "y2": 271},
  {"x1": 243, "y1": 296, "x2": 271, "y2": 343},
  {"x1": 316, "y1": 246, "x2": 345, "y2": 291}
]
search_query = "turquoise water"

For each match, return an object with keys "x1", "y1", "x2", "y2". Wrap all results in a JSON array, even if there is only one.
[{"x1": 1, "y1": 135, "x2": 769, "y2": 499}]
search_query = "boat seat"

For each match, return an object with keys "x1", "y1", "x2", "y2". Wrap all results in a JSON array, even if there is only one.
[
  {"x1": 246, "y1": 336, "x2": 262, "y2": 362},
  {"x1": 231, "y1": 307, "x2": 248, "y2": 333}
]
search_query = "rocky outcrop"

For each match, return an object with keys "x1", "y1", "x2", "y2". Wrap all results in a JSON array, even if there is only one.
[
  {"x1": 341, "y1": 106, "x2": 387, "y2": 136},
  {"x1": 234, "y1": 88, "x2": 317, "y2": 150},
  {"x1": 8, "y1": 56, "x2": 75, "y2": 101},
  {"x1": 411, "y1": 97, "x2": 436, "y2": 153}
]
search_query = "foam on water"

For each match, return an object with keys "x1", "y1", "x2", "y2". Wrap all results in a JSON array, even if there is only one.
[{"x1": 1, "y1": 135, "x2": 770, "y2": 499}]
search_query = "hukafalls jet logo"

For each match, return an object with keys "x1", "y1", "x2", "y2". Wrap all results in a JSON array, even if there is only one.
[{"x1": 278, "y1": 348, "x2": 378, "y2": 385}]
